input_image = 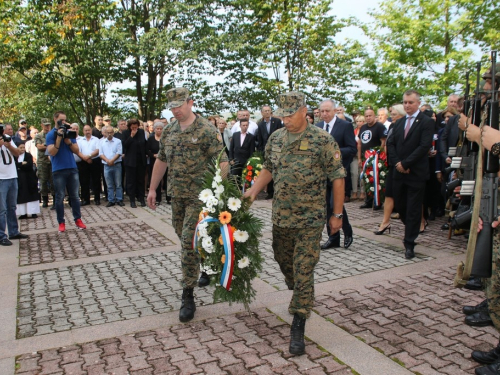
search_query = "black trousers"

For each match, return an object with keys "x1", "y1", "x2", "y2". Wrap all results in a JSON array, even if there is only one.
[
  {"x1": 77, "y1": 160, "x2": 101, "y2": 201},
  {"x1": 326, "y1": 182, "x2": 352, "y2": 240},
  {"x1": 393, "y1": 179, "x2": 426, "y2": 247},
  {"x1": 126, "y1": 164, "x2": 146, "y2": 202}
]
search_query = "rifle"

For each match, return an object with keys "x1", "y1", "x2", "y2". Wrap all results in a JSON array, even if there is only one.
[{"x1": 473, "y1": 50, "x2": 499, "y2": 278}]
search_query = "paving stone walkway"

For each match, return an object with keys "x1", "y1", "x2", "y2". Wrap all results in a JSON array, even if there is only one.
[{"x1": 0, "y1": 197, "x2": 491, "y2": 375}]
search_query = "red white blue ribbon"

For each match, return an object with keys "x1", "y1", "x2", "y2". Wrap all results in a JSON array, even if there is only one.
[
  {"x1": 372, "y1": 153, "x2": 380, "y2": 206},
  {"x1": 193, "y1": 216, "x2": 218, "y2": 250},
  {"x1": 220, "y1": 224, "x2": 235, "y2": 290}
]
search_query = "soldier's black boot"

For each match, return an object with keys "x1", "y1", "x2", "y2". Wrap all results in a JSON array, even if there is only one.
[
  {"x1": 463, "y1": 299, "x2": 488, "y2": 316},
  {"x1": 475, "y1": 361, "x2": 500, "y2": 375},
  {"x1": 42, "y1": 196, "x2": 49, "y2": 208},
  {"x1": 289, "y1": 314, "x2": 306, "y2": 355},
  {"x1": 198, "y1": 272, "x2": 210, "y2": 287},
  {"x1": 472, "y1": 341, "x2": 500, "y2": 364},
  {"x1": 179, "y1": 288, "x2": 196, "y2": 322}
]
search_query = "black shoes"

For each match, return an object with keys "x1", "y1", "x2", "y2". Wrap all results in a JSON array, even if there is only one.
[
  {"x1": 140, "y1": 200, "x2": 146, "y2": 207},
  {"x1": 0, "y1": 238, "x2": 12, "y2": 246},
  {"x1": 198, "y1": 272, "x2": 210, "y2": 287},
  {"x1": 465, "y1": 311, "x2": 493, "y2": 327},
  {"x1": 359, "y1": 202, "x2": 371, "y2": 209},
  {"x1": 10, "y1": 233, "x2": 28, "y2": 240},
  {"x1": 321, "y1": 237, "x2": 340, "y2": 250},
  {"x1": 42, "y1": 196, "x2": 49, "y2": 208},
  {"x1": 344, "y1": 235, "x2": 353, "y2": 249},
  {"x1": 81, "y1": 200, "x2": 90, "y2": 206},
  {"x1": 374, "y1": 225, "x2": 391, "y2": 235},
  {"x1": 475, "y1": 362, "x2": 500, "y2": 375},
  {"x1": 117, "y1": 201, "x2": 125, "y2": 207},
  {"x1": 463, "y1": 299, "x2": 488, "y2": 316},
  {"x1": 472, "y1": 342, "x2": 500, "y2": 364},
  {"x1": 404, "y1": 243, "x2": 415, "y2": 259},
  {"x1": 94, "y1": 199, "x2": 101, "y2": 206},
  {"x1": 373, "y1": 205, "x2": 382, "y2": 211},
  {"x1": 19, "y1": 214, "x2": 28, "y2": 220},
  {"x1": 106, "y1": 202, "x2": 115, "y2": 207},
  {"x1": 441, "y1": 223, "x2": 450, "y2": 230},
  {"x1": 289, "y1": 314, "x2": 306, "y2": 355},
  {"x1": 179, "y1": 288, "x2": 196, "y2": 323},
  {"x1": 130, "y1": 201, "x2": 137, "y2": 208},
  {"x1": 465, "y1": 277, "x2": 484, "y2": 291}
]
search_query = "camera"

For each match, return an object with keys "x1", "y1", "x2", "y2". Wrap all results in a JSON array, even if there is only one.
[
  {"x1": 0, "y1": 125, "x2": 12, "y2": 142},
  {"x1": 56, "y1": 120, "x2": 77, "y2": 139}
]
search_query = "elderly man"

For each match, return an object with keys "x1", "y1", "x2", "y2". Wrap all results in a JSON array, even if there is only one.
[
  {"x1": 244, "y1": 91, "x2": 346, "y2": 355},
  {"x1": 147, "y1": 87, "x2": 228, "y2": 323},
  {"x1": 377, "y1": 108, "x2": 392, "y2": 129},
  {"x1": 77, "y1": 125, "x2": 102, "y2": 205},
  {"x1": 230, "y1": 109, "x2": 259, "y2": 135},
  {"x1": 336, "y1": 106, "x2": 353, "y2": 122},
  {"x1": 99, "y1": 126, "x2": 124, "y2": 207}
]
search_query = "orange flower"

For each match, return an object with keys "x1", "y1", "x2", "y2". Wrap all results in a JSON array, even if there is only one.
[
  {"x1": 231, "y1": 226, "x2": 237, "y2": 233},
  {"x1": 198, "y1": 211, "x2": 207, "y2": 221},
  {"x1": 247, "y1": 171, "x2": 252, "y2": 176},
  {"x1": 246, "y1": 176, "x2": 252, "y2": 181},
  {"x1": 247, "y1": 165, "x2": 253, "y2": 171},
  {"x1": 219, "y1": 234, "x2": 223, "y2": 245},
  {"x1": 219, "y1": 211, "x2": 232, "y2": 225},
  {"x1": 221, "y1": 254, "x2": 226, "y2": 264}
]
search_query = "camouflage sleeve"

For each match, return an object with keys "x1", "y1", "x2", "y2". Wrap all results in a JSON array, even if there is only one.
[
  {"x1": 34, "y1": 134, "x2": 43, "y2": 146},
  {"x1": 156, "y1": 125, "x2": 171, "y2": 163},
  {"x1": 323, "y1": 138, "x2": 346, "y2": 180}
]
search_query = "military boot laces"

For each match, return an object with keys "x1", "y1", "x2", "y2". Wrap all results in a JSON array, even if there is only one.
[
  {"x1": 289, "y1": 314, "x2": 306, "y2": 355},
  {"x1": 179, "y1": 288, "x2": 196, "y2": 323}
]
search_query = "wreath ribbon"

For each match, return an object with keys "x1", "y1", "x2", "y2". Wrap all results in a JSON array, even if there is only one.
[
  {"x1": 360, "y1": 149, "x2": 381, "y2": 205},
  {"x1": 193, "y1": 216, "x2": 235, "y2": 291}
]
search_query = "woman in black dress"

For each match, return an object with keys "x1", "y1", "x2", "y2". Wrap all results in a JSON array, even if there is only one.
[{"x1": 16, "y1": 143, "x2": 40, "y2": 219}]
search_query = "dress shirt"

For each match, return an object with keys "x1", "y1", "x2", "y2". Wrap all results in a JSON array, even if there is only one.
[
  {"x1": 74, "y1": 136, "x2": 83, "y2": 162},
  {"x1": 99, "y1": 137, "x2": 123, "y2": 164},
  {"x1": 78, "y1": 135, "x2": 100, "y2": 159},
  {"x1": 231, "y1": 120, "x2": 259, "y2": 135},
  {"x1": 240, "y1": 132, "x2": 246, "y2": 146},
  {"x1": 405, "y1": 110, "x2": 420, "y2": 131},
  {"x1": 323, "y1": 116, "x2": 338, "y2": 134}
]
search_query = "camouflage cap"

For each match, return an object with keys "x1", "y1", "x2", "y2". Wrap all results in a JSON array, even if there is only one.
[
  {"x1": 166, "y1": 87, "x2": 190, "y2": 109},
  {"x1": 274, "y1": 91, "x2": 306, "y2": 117},
  {"x1": 482, "y1": 63, "x2": 500, "y2": 81},
  {"x1": 41, "y1": 118, "x2": 51, "y2": 125}
]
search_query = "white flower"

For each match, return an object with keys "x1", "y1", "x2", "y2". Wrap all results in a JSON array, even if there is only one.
[
  {"x1": 199, "y1": 189, "x2": 213, "y2": 203},
  {"x1": 202, "y1": 237, "x2": 214, "y2": 253},
  {"x1": 203, "y1": 267, "x2": 218, "y2": 275},
  {"x1": 212, "y1": 180, "x2": 219, "y2": 189},
  {"x1": 380, "y1": 179, "x2": 384, "y2": 184},
  {"x1": 369, "y1": 171, "x2": 373, "y2": 176},
  {"x1": 234, "y1": 230, "x2": 249, "y2": 243},
  {"x1": 238, "y1": 256, "x2": 250, "y2": 269},
  {"x1": 214, "y1": 174, "x2": 222, "y2": 183},
  {"x1": 215, "y1": 184, "x2": 224, "y2": 195},
  {"x1": 378, "y1": 163, "x2": 383, "y2": 168},
  {"x1": 380, "y1": 171, "x2": 386, "y2": 177},
  {"x1": 369, "y1": 187, "x2": 374, "y2": 191},
  {"x1": 203, "y1": 206, "x2": 216, "y2": 214},
  {"x1": 257, "y1": 164, "x2": 262, "y2": 168},
  {"x1": 206, "y1": 196, "x2": 219, "y2": 208},
  {"x1": 197, "y1": 222, "x2": 208, "y2": 237},
  {"x1": 365, "y1": 178, "x2": 369, "y2": 183},
  {"x1": 227, "y1": 197, "x2": 242, "y2": 212}
]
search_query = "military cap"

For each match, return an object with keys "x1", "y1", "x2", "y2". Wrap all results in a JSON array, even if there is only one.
[
  {"x1": 41, "y1": 118, "x2": 51, "y2": 125},
  {"x1": 103, "y1": 115, "x2": 111, "y2": 121},
  {"x1": 274, "y1": 91, "x2": 306, "y2": 117},
  {"x1": 166, "y1": 87, "x2": 190, "y2": 109},
  {"x1": 482, "y1": 63, "x2": 500, "y2": 82}
]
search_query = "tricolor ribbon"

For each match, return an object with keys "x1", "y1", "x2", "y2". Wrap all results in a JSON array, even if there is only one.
[
  {"x1": 193, "y1": 216, "x2": 235, "y2": 291},
  {"x1": 360, "y1": 149, "x2": 381, "y2": 204}
]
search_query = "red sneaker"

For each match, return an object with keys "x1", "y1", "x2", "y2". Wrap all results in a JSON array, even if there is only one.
[
  {"x1": 58, "y1": 223, "x2": 65, "y2": 232},
  {"x1": 75, "y1": 219, "x2": 86, "y2": 229}
]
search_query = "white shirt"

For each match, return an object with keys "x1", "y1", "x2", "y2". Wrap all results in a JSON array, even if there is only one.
[
  {"x1": 78, "y1": 135, "x2": 100, "y2": 159},
  {"x1": 231, "y1": 120, "x2": 259, "y2": 136},
  {"x1": 405, "y1": 110, "x2": 420, "y2": 131},
  {"x1": 99, "y1": 137, "x2": 123, "y2": 164},
  {"x1": 0, "y1": 143, "x2": 18, "y2": 179},
  {"x1": 323, "y1": 116, "x2": 338, "y2": 134},
  {"x1": 383, "y1": 120, "x2": 392, "y2": 129},
  {"x1": 73, "y1": 136, "x2": 83, "y2": 162},
  {"x1": 25, "y1": 140, "x2": 38, "y2": 160}
]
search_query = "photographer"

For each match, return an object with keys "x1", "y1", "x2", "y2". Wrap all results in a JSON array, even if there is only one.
[
  {"x1": 46, "y1": 111, "x2": 87, "y2": 233},
  {"x1": 0, "y1": 125, "x2": 28, "y2": 245}
]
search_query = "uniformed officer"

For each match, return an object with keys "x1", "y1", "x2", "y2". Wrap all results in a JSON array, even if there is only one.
[
  {"x1": 244, "y1": 91, "x2": 346, "y2": 355},
  {"x1": 34, "y1": 118, "x2": 54, "y2": 208},
  {"x1": 147, "y1": 87, "x2": 228, "y2": 323}
]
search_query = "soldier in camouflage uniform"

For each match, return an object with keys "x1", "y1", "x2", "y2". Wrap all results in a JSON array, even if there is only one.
[
  {"x1": 147, "y1": 87, "x2": 228, "y2": 323},
  {"x1": 244, "y1": 91, "x2": 346, "y2": 355},
  {"x1": 34, "y1": 118, "x2": 54, "y2": 208}
]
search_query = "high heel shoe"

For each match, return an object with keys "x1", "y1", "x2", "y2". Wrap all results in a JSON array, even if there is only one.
[{"x1": 374, "y1": 225, "x2": 391, "y2": 235}]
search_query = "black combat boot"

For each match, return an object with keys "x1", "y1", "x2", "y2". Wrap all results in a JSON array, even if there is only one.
[
  {"x1": 179, "y1": 288, "x2": 196, "y2": 322},
  {"x1": 42, "y1": 196, "x2": 49, "y2": 208},
  {"x1": 289, "y1": 313, "x2": 306, "y2": 355},
  {"x1": 198, "y1": 272, "x2": 210, "y2": 287},
  {"x1": 463, "y1": 299, "x2": 488, "y2": 316},
  {"x1": 475, "y1": 361, "x2": 500, "y2": 375},
  {"x1": 473, "y1": 341, "x2": 500, "y2": 364}
]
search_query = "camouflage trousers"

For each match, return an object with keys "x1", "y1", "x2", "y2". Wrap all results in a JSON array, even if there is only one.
[
  {"x1": 272, "y1": 225, "x2": 322, "y2": 319},
  {"x1": 486, "y1": 229, "x2": 500, "y2": 333},
  {"x1": 171, "y1": 197, "x2": 203, "y2": 289},
  {"x1": 37, "y1": 162, "x2": 54, "y2": 196}
]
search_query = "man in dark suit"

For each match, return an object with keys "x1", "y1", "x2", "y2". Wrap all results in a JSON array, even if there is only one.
[
  {"x1": 229, "y1": 119, "x2": 256, "y2": 188},
  {"x1": 255, "y1": 105, "x2": 282, "y2": 199},
  {"x1": 317, "y1": 99, "x2": 357, "y2": 249},
  {"x1": 387, "y1": 89, "x2": 434, "y2": 259},
  {"x1": 122, "y1": 119, "x2": 147, "y2": 208}
]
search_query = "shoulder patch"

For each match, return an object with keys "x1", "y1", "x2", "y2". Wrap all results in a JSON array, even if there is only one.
[{"x1": 334, "y1": 151, "x2": 341, "y2": 160}]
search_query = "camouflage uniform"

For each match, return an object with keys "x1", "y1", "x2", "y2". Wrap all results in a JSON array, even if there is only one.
[
  {"x1": 157, "y1": 88, "x2": 227, "y2": 289},
  {"x1": 264, "y1": 92, "x2": 346, "y2": 318},
  {"x1": 34, "y1": 125, "x2": 54, "y2": 197}
]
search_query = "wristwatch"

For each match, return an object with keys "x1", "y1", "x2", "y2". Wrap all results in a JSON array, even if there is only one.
[
  {"x1": 491, "y1": 142, "x2": 500, "y2": 156},
  {"x1": 333, "y1": 213, "x2": 343, "y2": 219}
]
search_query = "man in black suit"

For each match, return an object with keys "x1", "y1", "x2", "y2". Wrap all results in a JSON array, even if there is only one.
[
  {"x1": 317, "y1": 99, "x2": 357, "y2": 249},
  {"x1": 387, "y1": 89, "x2": 434, "y2": 259},
  {"x1": 229, "y1": 119, "x2": 256, "y2": 188},
  {"x1": 122, "y1": 119, "x2": 147, "y2": 208},
  {"x1": 255, "y1": 105, "x2": 282, "y2": 199}
]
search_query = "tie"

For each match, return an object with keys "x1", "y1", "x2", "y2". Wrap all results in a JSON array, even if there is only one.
[
  {"x1": 325, "y1": 123, "x2": 330, "y2": 133},
  {"x1": 404, "y1": 116, "x2": 413, "y2": 139}
]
